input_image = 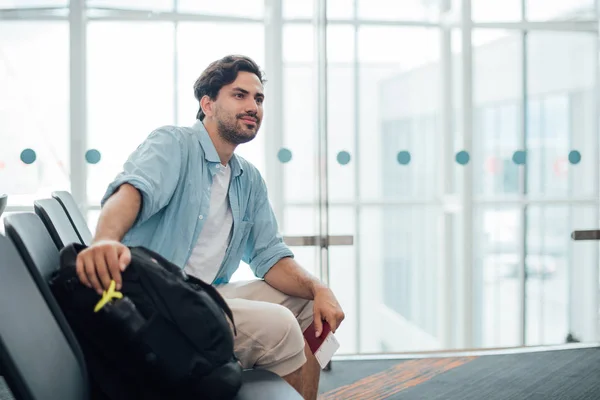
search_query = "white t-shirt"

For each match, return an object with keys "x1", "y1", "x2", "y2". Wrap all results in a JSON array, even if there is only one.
[{"x1": 184, "y1": 163, "x2": 233, "y2": 283}]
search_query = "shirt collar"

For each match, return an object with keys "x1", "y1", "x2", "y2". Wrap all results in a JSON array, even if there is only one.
[{"x1": 192, "y1": 119, "x2": 243, "y2": 177}]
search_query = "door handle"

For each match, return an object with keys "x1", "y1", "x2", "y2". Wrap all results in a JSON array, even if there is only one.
[
  {"x1": 571, "y1": 230, "x2": 600, "y2": 241},
  {"x1": 282, "y1": 235, "x2": 354, "y2": 247}
]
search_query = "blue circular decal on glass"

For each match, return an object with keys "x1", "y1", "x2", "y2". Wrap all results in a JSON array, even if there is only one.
[
  {"x1": 568, "y1": 150, "x2": 581, "y2": 165},
  {"x1": 20, "y1": 148, "x2": 36, "y2": 164},
  {"x1": 337, "y1": 151, "x2": 351, "y2": 165},
  {"x1": 455, "y1": 150, "x2": 470, "y2": 165},
  {"x1": 397, "y1": 151, "x2": 411, "y2": 165},
  {"x1": 512, "y1": 150, "x2": 526, "y2": 165},
  {"x1": 277, "y1": 148, "x2": 292, "y2": 164},
  {"x1": 85, "y1": 149, "x2": 102, "y2": 164}
]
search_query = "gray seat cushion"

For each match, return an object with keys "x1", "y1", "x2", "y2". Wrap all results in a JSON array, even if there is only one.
[{"x1": 236, "y1": 369, "x2": 302, "y2": 399}]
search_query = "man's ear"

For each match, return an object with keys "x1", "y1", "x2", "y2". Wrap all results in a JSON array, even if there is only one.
[{"x1": 200, "y1": 95, "x2": 214, "y2": 118}]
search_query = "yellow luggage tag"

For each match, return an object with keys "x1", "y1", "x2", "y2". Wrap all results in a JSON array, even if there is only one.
[{"x1": 94, "y1": 280, "x2": 123, "y2": 313}]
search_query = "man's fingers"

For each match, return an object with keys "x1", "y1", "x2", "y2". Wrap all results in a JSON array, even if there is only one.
[
  {"x1": 314, "y1": 309, "x2": 323, "y2": 338},
  {"x1": 315, "y1": 309, "x2": 345, "y2": 336},
  {"x1": 118, "y1": 247, "x2": 131, "y2": 272},
  {"x1": 320, "y1": 309, "x2": 346, "y2": 334},
  {"x1": 105, "y1": 246, "x2": 122, "y2": 290},
  {"x1": 328, "y1": 317, "x2": 338, "y2": 334},
  {"x1": 74, "y1": 241, "x2": 129, "y2": 295},
  {"x1": 83, "y1": 253, "x2": 103, "y2": 294},
  {"x1": 94, "y1": 251, "x2": 111, "y2": 292},
  {"x1": 313, "y1": 289, "x2": 345, "y2": 336},
  {"x1": 76, "y1": 253, "x2": 91, "y2": 288},
  {"x1": 332, "y1": 311, "x2": 345, "y2": 333}
]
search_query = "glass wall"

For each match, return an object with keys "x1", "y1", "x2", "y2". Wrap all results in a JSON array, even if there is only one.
[
  {"x1": 0, "y1": 21, "x2": 69, "y2": 206},
  {"x1": 1, "y1": 0, "x2": 598, "y2": 354}
]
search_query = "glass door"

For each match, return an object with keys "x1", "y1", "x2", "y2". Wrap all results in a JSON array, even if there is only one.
[
  {"x1": 270, "y1": 0, "x2": 450, "y2": 355},
  {"x1": 249, "y1": 0, "x2": 357, "y2": 355}
]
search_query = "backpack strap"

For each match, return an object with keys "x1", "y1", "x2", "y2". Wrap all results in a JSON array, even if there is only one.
[
  {"x1": 59, "y1": 242, "x2": 88, "y2": 269},
  {"x1": 185, "y1": 275, "x2": 237, "y2": 336},
  {"x1": 133, "y1": 247, "x2": 237, "y2": 335}
]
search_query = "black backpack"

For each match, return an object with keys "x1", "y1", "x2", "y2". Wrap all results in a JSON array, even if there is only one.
[{"x1": 49, "y1": 243, "x2": 242, "y2": 400}]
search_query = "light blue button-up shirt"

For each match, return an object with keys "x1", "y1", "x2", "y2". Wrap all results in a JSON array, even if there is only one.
[{"x1": 101, "y1": 120, "x2": 294, "y2": 285}]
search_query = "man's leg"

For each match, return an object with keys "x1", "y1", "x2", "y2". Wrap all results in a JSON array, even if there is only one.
[
  {"x1": 218, "y1": 280, "x2": 319, "y2": 399},
  {"x1": 303, "y1": 340, "x2": 320, "y2": 400},
  {"x1": 282, "y1": 366, "x2": 304, "y2": 396},
  {"x1": 280, "y1": 344, "x2": 320, "y2": 400},
  {"x1": 221, "y1": 296, "x2": 308, "y2": 396}
]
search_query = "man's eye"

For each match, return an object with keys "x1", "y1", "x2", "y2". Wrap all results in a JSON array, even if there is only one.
[{"x1": 235, "y1": 93, "x2": 244, "y2": 98}]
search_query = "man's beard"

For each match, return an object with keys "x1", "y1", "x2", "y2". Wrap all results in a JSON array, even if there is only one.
[{"x1": 217, "y1": 114, "x2": 259, "y2": 145}]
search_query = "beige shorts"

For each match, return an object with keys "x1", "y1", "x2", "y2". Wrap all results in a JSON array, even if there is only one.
[{"x1": 216, "y1": 280, "x2": 314, "y2": 377}]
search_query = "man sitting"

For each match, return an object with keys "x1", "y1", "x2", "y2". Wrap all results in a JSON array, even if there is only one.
[{"x1": 75, "y1": 55, "x2": 345, "y2": 400}]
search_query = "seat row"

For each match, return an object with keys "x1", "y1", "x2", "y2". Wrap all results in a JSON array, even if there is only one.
[{"x1": 0, "y1": 191, "x2": 301, "y2": 400}]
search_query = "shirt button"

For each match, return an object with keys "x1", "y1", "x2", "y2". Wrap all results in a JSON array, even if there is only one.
[
  {"x1": 199, "y1": 215, "x2": 204, "y2": 220},
  {"x1": 216, "y1": 165, "x2": 220, "y2": 169}
]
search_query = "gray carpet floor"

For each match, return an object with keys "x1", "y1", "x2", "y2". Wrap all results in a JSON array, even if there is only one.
[
  {"x1": 318, "y1": 359, "x2": 403, "y2": 393},
  {"x1": 399, "y1": 348, "x2": 600, "y2": 400},
  {"x1": 0, "y1": 378, "x2": 13, "y2": 400},
  {"x1": 2, "y1": 348, "x2": 599, "y2": 399},
  {"x1": 319, "y1": 348, "x2": 600, "y2": 399}
]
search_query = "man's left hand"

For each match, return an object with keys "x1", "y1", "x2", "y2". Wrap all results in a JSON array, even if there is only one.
[{"x1": 313, "y1": 287, "x2": 345, "y2": 338}]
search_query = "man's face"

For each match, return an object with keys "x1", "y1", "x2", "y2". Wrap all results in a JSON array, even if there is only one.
[{"x1": 212, "y1": 71, "x2": 264, "y2": 145}]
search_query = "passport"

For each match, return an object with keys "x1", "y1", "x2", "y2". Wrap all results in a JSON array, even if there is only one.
[{"x1": 303, "y1": 320, "x2": 340, "y2": 369}]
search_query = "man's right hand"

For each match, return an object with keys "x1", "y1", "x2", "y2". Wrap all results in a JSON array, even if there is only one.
[{"x1": 76, "y1": 240, "x2": 131, "y2": 295}]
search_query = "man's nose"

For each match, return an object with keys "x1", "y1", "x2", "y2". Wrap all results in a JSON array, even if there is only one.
[{"x1": 245, "y1": 99, "x2": 259, "y2": 114}]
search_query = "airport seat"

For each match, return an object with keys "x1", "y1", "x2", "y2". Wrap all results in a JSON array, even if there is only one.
[
  {"x1": 52, "y1": 191, "x2": 93, "y2": 245},
  {"x1": 0, "y1": 233, "x2": 88, "y2": 400},
  {"x1": 33, "y1": 198, "x2": 82, "y2": 249},
  {"x1": 236, "y1": 369, "x2": 302, "y2": 400},
  {"x1": 0, "y1": 194, "x2": 6, "y2": 217},
  {"x1": 5, "y1": 212, "x2": 70, "y2": 283},
  {"x1": 4, "y1": 213, "x2": 90, "y2": 374},
  {"x1": 4, "y1": 211, "x2": 302, "y2": 399}
]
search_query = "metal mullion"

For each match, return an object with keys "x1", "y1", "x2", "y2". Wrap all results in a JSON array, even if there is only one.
[
  {"x1": 439, "y1": 11, "x2": 454, "y2": 348},
  {"x1": 474, "y1": 197, "x2": 599, "y2": 205},
  {"x1": 173, "y1": 0, "x2": 179, "y2": 126},
  {"x1": 282, "y1": 19, "x2": 597, "y2": 31},
  {"x1": 460, "y1": 0, "x2": 474, "y2": 348},
  {"x1": 0, "y1": 13, "x2": 67, "y2": 20},
  {"x1": 2, "y1": 8, "x2": 596, "y2": 33},
  {"x1": 352, "y1": 0, "x2": 362, "y2": 353},
  {"x1": 0, "y1": 6, "x2": 65, "y2": 12},
  {"x1": 593, "y1": 0, "x2": 600, "y2": 342},
  {"x1": 315, "y1": 0, "x2": 330, "y2": 287},
  {"x1": 284, "y1": 18, "x2": 440, "y2": 27},
  {"x1": 472, "y1": 21, "x2": 597, "y2": 31},
  {"x1": 519, "y1": 6, "x2": 528, "y2": 346},
  {"x1": 86, "y1": 11, "x2": 263, "y2": 23},
  {"x1": 69, "y1": 0, "x2": 88, "y2": 213},
  {"x1": 264, "y1": 0, "x2": 285, "y2": 224},
  {"x1": 315, "y1": 0, "x2": 332, "y2": 367},
  {"x1": 0, "y1": 7, "x2": 67, "y2": 18}
]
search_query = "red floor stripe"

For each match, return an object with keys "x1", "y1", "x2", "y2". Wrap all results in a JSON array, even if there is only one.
[{"x1": 320, "y1": 356, "x2": 476, "y2": 400}]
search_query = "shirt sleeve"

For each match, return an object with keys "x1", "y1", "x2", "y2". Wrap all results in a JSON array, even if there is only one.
[
  {"x1": 100, "y1": 127, "x2": 182, "y2": 225},
  {"x1": 243, "y1": 174, "x2": 294, "y2": 278}
]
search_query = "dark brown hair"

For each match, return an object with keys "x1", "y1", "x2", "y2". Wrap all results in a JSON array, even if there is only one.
[{"x1": 193, "y1": 55, "x2": 265, "y2": 121}]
